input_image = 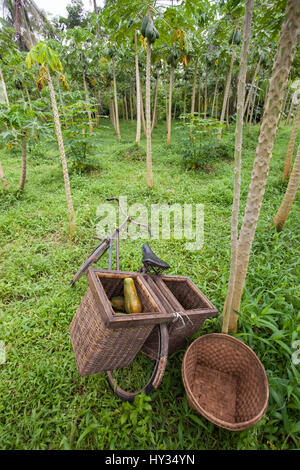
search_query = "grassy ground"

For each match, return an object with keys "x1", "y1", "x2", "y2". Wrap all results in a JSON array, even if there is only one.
[{"x1": 0, "y1": 119, "x2": 299, "y2": 450}]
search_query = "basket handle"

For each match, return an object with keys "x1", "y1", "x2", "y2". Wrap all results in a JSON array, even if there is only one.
[{"x1": 106, "y1": 323, "x2": 169, "y2": 402}]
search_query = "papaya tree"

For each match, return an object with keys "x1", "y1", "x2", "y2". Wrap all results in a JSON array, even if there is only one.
[
  {"x1": 26, "y1": 41, "x2": 76, "y2": 237},
  {"x1": 222, "y1": 0, "x2": 254, "y2": 334},
  {"x1": 141, "y1": 9, "x2": 159, "y2": 188}
]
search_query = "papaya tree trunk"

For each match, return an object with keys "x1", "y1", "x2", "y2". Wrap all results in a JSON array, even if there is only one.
[
  {"x1": 243, "y1": 57, "x2": 261, "y2": 117},
  {"x1": 204, "y1": 70, "x2": 207, "y2": 120},
  {"x1": 197, "y1": 81, "x2": 201, "y2": 116},
  {"x1": 217, "y1": 49, "x2": 236, "y2": 140},
  {"x1": 248, "y1": 82, "x2": 259, "y2": 132},
  {"x1": 112, "y1": 57, "x2": 121, "y2": 141},
  {"x1": 215, "y1": 90, "x2": 219, "y2": 119},
  {"x1": 190, "y1": 58, "x2": 198, "y2": 137},
  {"x1": 273, "y1": 141, "x2": 300, "y2": 231},
  {"x1": 211, "y1": 77, "x2": 218, "y2": 118},
  {"x1": 124, "y1": 91, "x2": 128, "y2": 122},
  {"x1": 146, "y1": 14, "x2": 153, "y2": 188},
  {"x1": 129, "y1": 77, "x2": 134, "y2": 125},
  {"x1": 0, "y1": 160, "x2": 9, "y2": 189},
  {"x1": 282, "y1": 102, "x2": 300, "y2": 181},
  {"x1": 226, "y1": 96, "x2": 230, "y2": 129},
  {"x1": 57, "y1": 74, "x2": 67, "y2": 129},
  {"x1": 151, "y1": 74, "x2": 159, "y2": 134},
  {"x1": 0, "y1": 65, "x2": 9, "y2": 106},
  {"x1": 109, "y1": 86, "x2": 116, "y2": 129},
  {"x1": 164, "y1": 71, "x2": 169, "y2": 132},
  {"x1": 83, "y1": 70, "x2": 93, "y2": 134},
  {"x1": 222, "y1": 0, "x2": 254, "y2": 333},
  {"x1": 47, "y1": 66, "x2": 75, "y2": 238},
  {"x1": 18, "y1": 133, "x2": 27, "y2": 191},
  {"x1": 135, "y1": 31, "x2": 141, "y2": 144},
  {"x1": 167, "y1": 66, "x2": 174, "y2": 145},
  {"x1": 285, "y1": 96, "x2": 295, "y2": 125},
  {"x1": 279, "y1": 79, "x2": 291, "y2": 124},
  {"x1": 0, "y1": 65, "x2": 10, "y2": 187},
  {"x1": 140, "y1": 79, "x2": 146, "y2": 136},
  {"x1": 226, "y1": 0, "x2": 300, "y2": 333}
]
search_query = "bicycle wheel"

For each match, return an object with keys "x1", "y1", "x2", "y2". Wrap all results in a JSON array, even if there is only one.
[{"x1": 106, "y1": 323, "x2": 168, "y2": 402}]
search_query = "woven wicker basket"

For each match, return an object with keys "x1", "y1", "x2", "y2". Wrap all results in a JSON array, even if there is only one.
[
  {"x1": 142, "y1": 274, "x2": 218, "y2": 358},
  {"x1": 69, "y1": 269, "x2": 169, "y2": 376},
  {"x1": 182, "y1": 333, "x2": 269, "y2": 431}
]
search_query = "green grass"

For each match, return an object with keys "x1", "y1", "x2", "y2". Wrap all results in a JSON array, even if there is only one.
[{"x1": 0, "y1": 119, "x2": 299, "y2": 450}]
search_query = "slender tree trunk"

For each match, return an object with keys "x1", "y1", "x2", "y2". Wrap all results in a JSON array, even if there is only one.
[
  {"x1": 211, "y1": 77, "x2": 218, "y2": 118},
  {"x1": 83, "y1": 70, "x2": 93, "y2": 134},
  {"x1": 18, "y1": 134, "x2": 27, "y2": 191},
  {"x1": 151, "y1": 74, "x2": 159, "y2": 134},
  {"x1": 167, "y1": 66, "x2": 174, "y2": 145},
  {"x1": 190, "y1": 59, "x2": 198, "y2": 137},
  {"x1": 0, "y1": 65, "x2": 10, "y2": 189},
  {"x1": 57, "y1": 74, "x2": 67, "y2": 129},
  {"x1": 248, "y1": 82, "x2": 259, "y2": 132},
  {"x1": 226, "y1": 96, "x2": 230, "y2": 129},
  {"x1": 285, "y1": 96, "x2": 295, "y2": 126},
  {"x1": 274, "y1": 141, "x2": 300, "y2": 231},
  {"x1": 122, "y1": 96, "x2": 126, "y2": 121},
  {"x1": 164, "y1": 74, "x2": 169, "y2": 132},
  {"x1": 135, "y1": 31, "x2": 141, "y2": 144},
  {"x1": 254, "y1": 90, "x2": 261, "y2": 124},
  {"x1": 112, "y1": 57, "x2": 121, "y2": 141},
  {"x1": 245, "y1": 85, "x2": 254, "y2": 124},
  {"x1": 146, "y1": 11, "x2": 153, "y2": 188},
  {"x1": 282, "y1": 102, "x2": 300, "y2": 181},
  {"x1": 129, "y1": 78, "x2": 134, "y2": 125},
  {"x1": 279, "y1": 79, "x2": 291, "y2": 124},
  {"x1": 197, "y1": 81, "x2": 201, "y2": 116},
  {"x1": 222, "y1": 0, "x2": 254, "y2": 333},
  {"x1": 0, "y1": 160, "x2": 9, "y2": 189},
  {"x1": 109, "y1": 86, "x2": 116, "y2": 129},
  {"x1": 0, "y1": 65, "x2": 9, "y2": 106},
  {"x1": 227, "y1": 0, "x2": 300, "y2": 333},
  {"x1": 215, "y1": 90, "x2": 219, "y2": 119},
  {"x1": 243, "y1": 57, "x2": 261, "y2": 117},
  {"x1": 140, "y1": 80, "x2": 147, "y2": 136},
  {"x1": 218, "y1": 49, "x2": 236, "y2": 139},
  {"x1": 47, "y1": 67, "x2": 75, "y2": 237},
  {"x1": 204, "y1": 71, "x2": 207, "y2": 120}
]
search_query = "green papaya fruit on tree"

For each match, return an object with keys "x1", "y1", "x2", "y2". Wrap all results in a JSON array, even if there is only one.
[{"x1": 141, "y1": 15, "x2": 149, "y2": 37}]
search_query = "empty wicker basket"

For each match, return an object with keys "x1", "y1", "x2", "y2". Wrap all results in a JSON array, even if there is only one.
[{"x1": 182, "y1": 333, "x2": 269, "y2": 431}]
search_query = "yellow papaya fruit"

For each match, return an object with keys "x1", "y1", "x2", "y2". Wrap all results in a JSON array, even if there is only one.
[
  {"x1": 124, "y1": 278, "x2": 142, "y2": 314},
  {"x1": 111, "y1": 296, "x2": 125, "y2": 312}
]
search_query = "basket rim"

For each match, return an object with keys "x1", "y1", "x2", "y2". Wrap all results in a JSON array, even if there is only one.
[
  {"x1": 182, "y1": 333, "x2": 269, "y2": 431},
  {"x1": 87, "y1": 268, "x2": 173, "y2": 328}
]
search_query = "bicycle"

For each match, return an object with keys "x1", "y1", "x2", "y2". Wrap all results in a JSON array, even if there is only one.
[{"x1": 71, "y1": 197, "x2": 171, "y2": 402}]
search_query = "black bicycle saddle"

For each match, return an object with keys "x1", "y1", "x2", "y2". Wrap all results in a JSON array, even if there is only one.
[{"x1": 141, "y1": 244, "x2": 170, "y2": 274}]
